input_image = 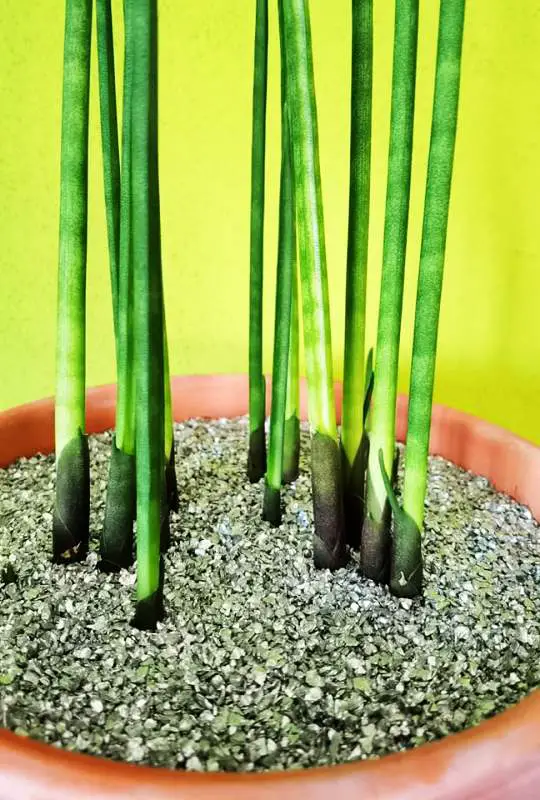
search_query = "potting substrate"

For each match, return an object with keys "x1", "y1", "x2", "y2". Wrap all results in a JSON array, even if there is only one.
[{"x1": 0, "y1": 417, "x2": 538, "y2": 772}]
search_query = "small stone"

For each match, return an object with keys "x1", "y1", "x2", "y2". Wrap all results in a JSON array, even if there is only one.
[
  {"x1": 127, "y1": 741, "x2": 145, "y2": 762},
  {"x1": 352, "y1": 677, "x2": 370, "y2": 692},
  {"x1": 305, "y1": 687, "x2": 323, "y2": 703},
  {"x1": 305, "y1": 670, "x2": 323, "y2": 688},
  {"x1": 252, "y1": 667, "x2": 267, "y2": 686},
  {"x1": 454, "y1": 625, "x2": 469, "y2": 641}
]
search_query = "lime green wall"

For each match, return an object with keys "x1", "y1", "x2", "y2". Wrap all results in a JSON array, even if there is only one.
[{"x1": 1, "y1": 1, "x2": 539, "y2": 442}]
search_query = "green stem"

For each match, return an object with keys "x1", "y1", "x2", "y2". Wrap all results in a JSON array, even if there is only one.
[
  {"x1": 163, "y1": 312, "x2": 179, "y2": 514},
  {"x1": 114, "y1": 0, "x2": 135, "y2": 455},
  {"x1": 53, "y1": 0, "x2": 92, "y2": 563},
  {"x1": 363, "y1": 0, "x2": 419, "y2": 582},
  {"x1": 283, "y1": 263, "x2": 300, "y2": 484},
  {"x1": 163, "y1": 315, "x2": 173, "y2": 459},
  {"x1": 96, "y1": 0, "x2": 120, "y2": 326},
  {"x1": 341, "y1": 0, "x2": 373, "y2": 547},
  {"x1": 131, "y1": 0, "x2": 165, "y2": 630},
  {"x1": 263, "y1": 97, "x2": 295, "y2": 526},
  {"x1": 396, "y1": 0, "x2": 466, "y2": 597},
  {"x1": 100, "y1": 0, "x2": 135, "y2": 571},
  {"x1": 282, "y1": 0, "x2": 345, "y2": 569},
  {"x1": 264, "y1": 0, "x2": 296, "y2": 525},
  {"x1": 279, "y1": 0, "x2": 300, "y2": 488},
  {"x1": 150, "y1": 46, "x2": 177, "y2": 522},
  {"x1": 248, "y1": 0, "x2": 269, "y2": 483}
]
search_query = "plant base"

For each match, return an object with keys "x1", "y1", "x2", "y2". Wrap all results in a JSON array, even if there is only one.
[
  {"x1": 282, "y1": 415, "x2": 300, "y2": 483},
  {"x1": 132, "y1": 557, "x2": 165, "y2": 631},
  {"x1": 247, "y1": 426, "x2": 266, "y2": 483},
  {"x1": 360, "y1": 510, "x2": 391, "y2": 583},
  {"x1": 52, "y1": 430, "x2": 90, "y2": 564},
  {"x1": 131, "y1": 590, "x2": 165, "y2": 631},
  {"x1": 166, "y1": 442, "x2": 179, "y2": 512},
  {"x1": 311, "y1": 433, "x2": 347, "y2": 570},
  {"x1": 99, "y1": 438, "x2": 135, "y2": 571},
  {"x1": 361, "y1": 452, "x2": 399, "y2": 583},
  {"x1": 263, "y1": 482, "x2": 281, "y2": 526},
  {"x1": 390, "y1": 511, "x2": 423, "y2": 598},
  {"x1": 342, "y1": 431, "x2": 369, "y2": 551}
]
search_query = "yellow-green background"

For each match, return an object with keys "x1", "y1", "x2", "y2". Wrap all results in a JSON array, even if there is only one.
[{"x1": 1, "y1": 1, "x2": 539, "y2": 442}]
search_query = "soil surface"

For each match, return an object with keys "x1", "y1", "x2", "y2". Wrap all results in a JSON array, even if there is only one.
[{"x1": 0, "y1": 418, "x2": 539, "y2": 771}]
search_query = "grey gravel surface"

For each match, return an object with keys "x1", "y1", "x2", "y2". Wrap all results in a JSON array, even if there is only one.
[{"x1": 0, "y1": 417, "x2": 539, "y2": 772}]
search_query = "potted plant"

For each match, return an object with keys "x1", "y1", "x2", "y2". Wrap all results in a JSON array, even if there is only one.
[{"x1": 1, "y1": 0, "x2": 540, "y2": 797}]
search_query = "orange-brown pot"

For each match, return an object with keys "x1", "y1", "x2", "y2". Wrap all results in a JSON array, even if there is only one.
[{"x1": 1, "y1": 374, "x2": 540, "y2": 800}]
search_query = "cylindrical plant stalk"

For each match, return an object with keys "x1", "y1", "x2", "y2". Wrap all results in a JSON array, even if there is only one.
[
  {"x1": 163, "y1": 317, "x2": 179, "y2": 518},
  {"x1": 263, "y1": 109, "x2": 295, "y2": 525},
  {"x1": 341, "y1": 0, "x2": 373, "y2": 550},
  {"x1": 263, "y1": 0, "x2": 296, "y2": 525},
  {"x1": 248, "y1": 0, "x2": 269, "y2": 483},
  {"x1": 282, "y1": 0, "x2": 345, "y2": 569},
  {"x1": 393, "y1": 0, "x2": 466, "y2": 597},
  {"x1": 96, "y1": 0, "x2": 120, "y2": 322},
  {"x1": 282, "y1": 264, "x2": 300, "y2": 484},
  {"x1": 150, "y1": 11, "x2": 172, "y2": 556},
  {"x1": 153, "y1": 75, "x2": 177, "y2": 538},
  {"x1": 131, "y1": 0, "x2": 165, "y2": 630},
  {"x1": 160, "y1": 314, "x2": 178, "y2": 558},
  {"x1": 100, "y1": 0, "x2": 136, "y2": 572},
  {"x1": 53, "y1": 0, "x2": 92, "y2": 564},
  {"x1": 362, "y1": 0, "x2": 419, "y2": 583}
]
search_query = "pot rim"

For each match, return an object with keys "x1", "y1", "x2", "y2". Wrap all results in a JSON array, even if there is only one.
[{"x1": 1, "y1": 373, "x2": 539, "y2": 800}]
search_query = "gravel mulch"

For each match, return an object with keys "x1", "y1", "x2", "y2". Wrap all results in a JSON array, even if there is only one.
[{"x1": 0, "y1": 417, "x2": 539, "y2": 772}]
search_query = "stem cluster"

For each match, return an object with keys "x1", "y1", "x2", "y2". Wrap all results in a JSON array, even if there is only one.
[
  {"x1": 250, "y1": 0, "x2": 466, "y2": 594},
  {"x1": 54, "y1": 0, "x2": 178, "y2": 630},
  {"x1": 53, "y1": 0, "x2": 467, "y2": 632}
]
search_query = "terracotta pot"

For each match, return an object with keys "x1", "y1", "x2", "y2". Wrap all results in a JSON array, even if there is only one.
[{"x1": 1, "y1": 373, "x2": 540, "y2": 800}]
